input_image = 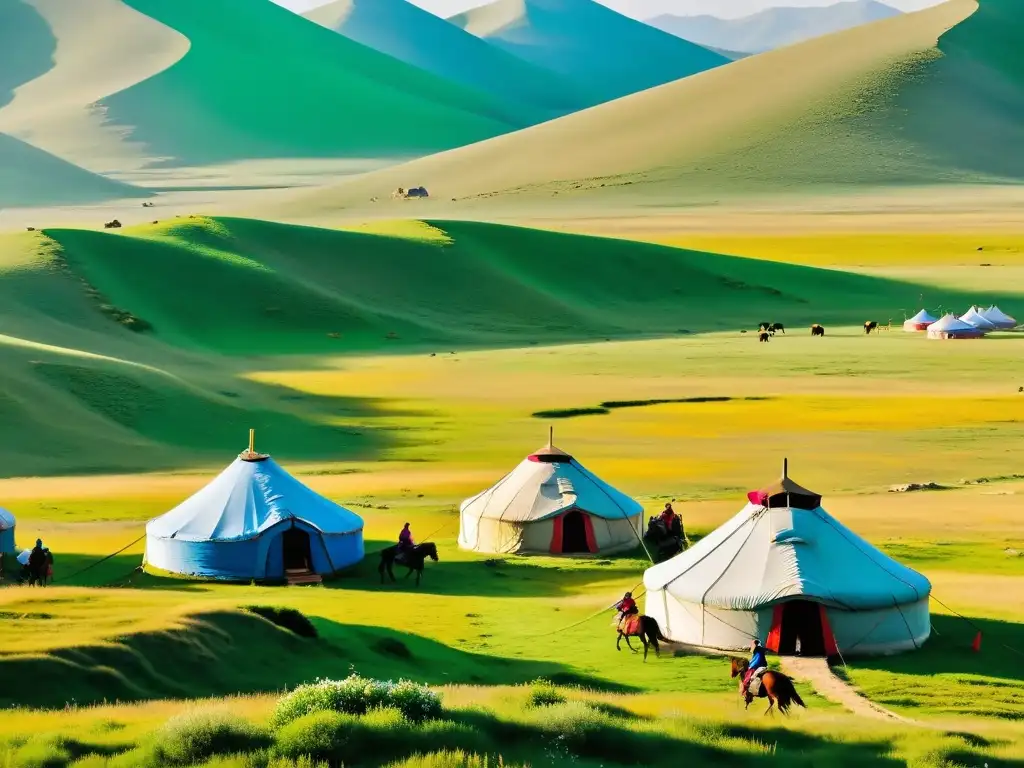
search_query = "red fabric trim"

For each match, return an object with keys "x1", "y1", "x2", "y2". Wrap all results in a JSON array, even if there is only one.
[
  {"x1": 747, "y1": 490, "x2": 768, "y2": 505},
  {"x1": 819, "y1": 605, "x2": 839, "y2": 656},
  {"x1": 583, "y1": 514, "x2": 597, "y2": 553},
  {"x1": 550, "y1": 515, "x2": 564, "y2": 553},
  {"x1": 765, "y1": 605, "x2": 784, "y2": 652},
  {"x1": 527, "y1": 455, "x2": 541, "y2": 462}
]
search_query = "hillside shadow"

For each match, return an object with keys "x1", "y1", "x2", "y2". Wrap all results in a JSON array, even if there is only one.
[
  {"x1": 0, "y1": 609, "x2": 615, "y2": 709},
  {"x1": 851, "y1": 614, "x2": 1024, "y2": 683},
  {"x1": 452, "y1": 708, "x2": 909, "y2": 768}
]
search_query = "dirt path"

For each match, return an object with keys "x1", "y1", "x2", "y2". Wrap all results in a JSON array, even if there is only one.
[{"x1": 780, "y1": 657, "x2": 919, "y2": 724}]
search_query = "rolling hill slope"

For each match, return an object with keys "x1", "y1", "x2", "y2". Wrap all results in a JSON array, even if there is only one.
[
  {"x1": 0, "y1": 0, "x2": 525, "y2": 176},
  {"x1": 447, "y1": 0, "x2": 728, "y2": 105},
  {"x1": 0, "y1": 132, "x2": 146, "y2": 207},
  {"x1": 0, "y1": 216, "x2": 995, "y2": 474},
  {"x1": 304, "y1": 0, "x2": 587, "y2": 120},
  {"x1": 648, "y1": 1, "x2": 902, "y2": 54},
  {"x1": 288, "y1": 0, "x2": 1013, "y2": 215}
]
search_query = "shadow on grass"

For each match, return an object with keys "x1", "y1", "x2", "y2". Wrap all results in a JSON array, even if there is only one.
[
  {"x1": 327, "y1": 539, "x2": 648, "y2": 597},
  {"x1": 0, "y1": 610, "x2": 618, "y2": 710},
  {"x1": 853, "y1": 614, "x2": 1024, "y2": 683}
]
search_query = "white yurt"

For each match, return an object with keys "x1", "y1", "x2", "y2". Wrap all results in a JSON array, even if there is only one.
[
  {"x1": 927, "y1": 314, "x2": 984, "y2": 340},
  {"x1": 0, "y1": 508, "x2": 15, "y2": 552},
  {"x1": 643, "y1": 461, "x2": 931, "y2": 657},
  {"x1": 902, "y1": 309, "x2": 937, "y2": 332},
  {"x1": 960, "y1": 306, "x2": 997, "y2": 331},
  {"x1": 459, "y1": 432, "x2": 643, "y2": 555},
  {"x1": 980, "y1": 305, "x2": 1017, "y2": 329},
  {"x1": 146, "y1": 432, "x2": 364, "y2": 581}
]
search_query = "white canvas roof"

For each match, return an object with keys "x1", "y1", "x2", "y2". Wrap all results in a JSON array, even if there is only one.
[
  {"x1": 906, "y1": 309, "x2": 937, "y2": 325},
  {"x1": 644, "y1": 498, "x2": 930, "y2": 611},
  {"x1": 981, "y1": 305, "x2": 1016, "y2": 328},
  {"x1": 147, "y1": 457, "x2": 363, "y2": 543},
  {"x1": 928, "y1": 313, "x2": 981, "y2": 334},
  {"x1": 0, "y1": 508, "x2": 14, "y2": 531},
  {"x1": 460, "y1": 443, "x2": 642, "y2": 523},
  {"x1": 960, "y1": 306, "x2": 997, "y2": 329}
]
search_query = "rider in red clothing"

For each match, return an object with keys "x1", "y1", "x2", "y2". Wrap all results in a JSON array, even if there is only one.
[
  {"x1": 614, "y1": 591, "x2": 639, "y2": 628},
  {"x1": 397, "y1": 523, "x2": 414, "y2": 562},
  {"x1": 660, "y1": 503, "x2": 677, "y2": 531}
]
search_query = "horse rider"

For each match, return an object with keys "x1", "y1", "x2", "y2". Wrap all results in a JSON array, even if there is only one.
[
  {"x1": 742, "y1": 638, "x2": 769, "y2": 697},
  {"x1": 660, "y1": 503, "x2": 680, "y2": 534},
  {"x1": 28, "y1": 539, "x2": 47, "y2": 587},
  {"x1": 614, "y1": 591, "x2": 639, "y2": 629},
  {"x1": 397, "y1": 522, "x2": 414, "y2": 563}
]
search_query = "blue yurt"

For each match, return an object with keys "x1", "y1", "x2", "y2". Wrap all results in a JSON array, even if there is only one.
[
  {"x1": 0, "y1": 508, "x2": 15, "y2": 552},
  {"x1": 145, "y1": 432, "x2": 364, "y2": 581}
]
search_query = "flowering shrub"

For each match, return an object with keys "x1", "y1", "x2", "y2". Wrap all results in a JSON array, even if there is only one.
[
  {"x1": 527, "y1": 678, "x2": 566, "y2": 707},
  {"x1": 272, "y1": 675, "x2": 443, "y2": 726}
]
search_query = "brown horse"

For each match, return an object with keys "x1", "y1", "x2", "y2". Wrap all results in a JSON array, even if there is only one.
[
  {"x1": 730, "y1": 658, "x2": 806, "y2": 716},
  {"x1": 616, "y1": 614, "x2": 668, "y2": 661}
]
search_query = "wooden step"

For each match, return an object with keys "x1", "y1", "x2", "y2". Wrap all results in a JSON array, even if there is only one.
[{"x1": 285, "y1": 569, "x2": 322, "y2": 586}]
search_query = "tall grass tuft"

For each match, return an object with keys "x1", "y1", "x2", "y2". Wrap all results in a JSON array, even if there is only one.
[
  {"x1": 386, "y1": 751, "x2": 521, "y2": 768},
  {"x1": 526, "y1": 679, "x2": 566, "y2": 707},
  {"x1": 272, "y1": 676, "x2": 442, "y2": 726},
  {"x1": 151, "y1": 710, "x2": 271, "y2": 765}
]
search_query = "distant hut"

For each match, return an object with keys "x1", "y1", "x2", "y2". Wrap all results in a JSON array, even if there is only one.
[
  {"x1": 927, "y1": 314, "x2": 984, "y2": 340},
  {"x1": 902, "y1": 309, "x2": 937, "y2": 332},
  {"x1": 0, "y1": 508, "x2": 15, "y2": 553},
  {"x1": 980, "y1": 305, "x2": 1017, "y2": 329},
  {"x1": 960, "y1": 306, "x2": 997, "y2": 331},
  {"x1": 643, "y1": 461, "x2": 931, "y2": 656},
  {"x1": 458, "y1": 430, "x2": 642, "y2": 555},
  {"x1": 145, "y1": 431, "x2": 364, "y2": 581}
]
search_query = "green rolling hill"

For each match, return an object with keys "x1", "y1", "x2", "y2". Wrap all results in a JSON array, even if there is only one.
[
  {"x1": 0, "y1": 0, "x2": 529, "y2": 176},
  {"x1": 287, "y1": 0, "x2": 1020, "y2": 215},
  {"x1": 0, "y1": 216, "x2": 1002, "y2": 475}
]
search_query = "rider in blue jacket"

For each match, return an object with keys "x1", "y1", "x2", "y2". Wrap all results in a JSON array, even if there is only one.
[{"x1": 743, "y1": 639, "x2": 768, "y2": 696}]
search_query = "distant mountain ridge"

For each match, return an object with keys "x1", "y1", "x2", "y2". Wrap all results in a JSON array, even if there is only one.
[
  {"x1": 648, "y1": 0, "x2": 902, "y2": 54},
  {"x1": 305, "y1": 0, "x2": 588, "y2": 119},
  {"x1": 447, "y1": 0, "x2": 728, "y2": 106}
]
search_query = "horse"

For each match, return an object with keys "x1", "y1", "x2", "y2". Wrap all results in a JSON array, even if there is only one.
[
  {"x1": 864, "y1": 321, "x2": 878, "y2": 335},
  {"x1": 730, "y1": 658, "x2": 806, "y2": 716},
  {"x1": 616, "y1": 614, "x2": 668, "y2": 661},
  {"x1": 644, "y1": 516, "x2": 685, "y2": 562},
  {"x1": 759, "y1": 332, "x2": 771, "y2": 343},
  {"x1": 378, "y1": 542, "x2": 438, "y2": 586},
  {"x1": 811, "y1": 324, "x2": 825, "y2": 337}
]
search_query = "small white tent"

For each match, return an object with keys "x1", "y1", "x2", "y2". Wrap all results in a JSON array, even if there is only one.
[
  {"x1": 980, "y1": 305, "x2": 1017, "y2": 329},
  {"x1": 960, "y1": 306, "x2": 997, "y2": 330},
  {"x1": 146, "y1": 431, "x2": 364, "y2": 580},
  {"x1": 459, "y1": 433, "x2": 642, "y2": 555},
  {"x1": 643, "y1": 462, "x2": 931, "y2": 656},
  {"x1": 902, "y1": 309, "x2": 937, "y2": 332},
  {"x1": 927, "y1": 314, "x2": 984, "y2": 339}
]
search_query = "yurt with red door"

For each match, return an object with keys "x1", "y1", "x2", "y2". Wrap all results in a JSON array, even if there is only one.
[
  {"x1": 643, "y1": 461, "x2": 931, "y2": 656},
  {"x1": 902, "y1": 309, "x2": 937, "y2": 332},
  {"x1": 458, "y1": 434, "x2": 643, "y2": 555}
]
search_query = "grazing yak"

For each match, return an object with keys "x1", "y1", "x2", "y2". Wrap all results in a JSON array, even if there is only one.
[
  {"x1": 103, "y1": 219, "x2": 122, "y2": 229},
  {"x1": 811, "y1": 324, "x2": 825, "y2": 337},
  {"x1": 759, "y1": 332, "x2": 771, "y2": 343},
  {"x1": 864, "y1": 321, "x2": 878, "y2": 334},
  {"x1": 759, "y1": 323, "x2": 785, "y2": 335}
]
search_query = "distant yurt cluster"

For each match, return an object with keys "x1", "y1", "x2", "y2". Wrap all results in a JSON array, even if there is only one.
[
  {"x1": 904, "y1": 305, "x2": 1016, "y2": 339},
  {"x1": 145, "y1": 431, "x2": 364, "y2": 582},
  {"x1": 643, "y1": 461, "x2": 931, "y2": 657},
  {"x1": 458, "y1": 432, "x2": 643, "y2": 555}
]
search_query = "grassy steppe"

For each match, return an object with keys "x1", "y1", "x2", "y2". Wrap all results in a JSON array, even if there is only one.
[{"x1": 1, "y1": 216, "x2": 1019, "y2": 477}]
